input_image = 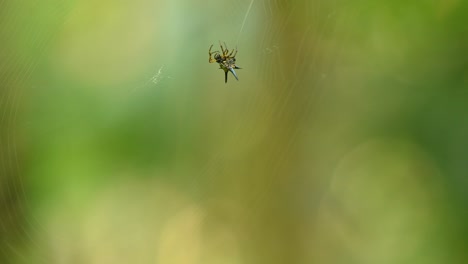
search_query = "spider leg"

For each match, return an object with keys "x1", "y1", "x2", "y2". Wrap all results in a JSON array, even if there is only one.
[
  {"x1": 209, "y1": 45, "x2": 221, "y2": 63},
  {"x1": 219, "y1": 41, "x2": 226, "y2": 55},
  {"x1": 225, "y1": 43, "x2": 232, "y2": 57},
  {"x1": 209, "y1": 53, "x2": 221, "y2": 63},
  {"x1": 221, "y1": 42, "x2": 231, "y2": 57},
  {"x1": 224, "y1": 43, "x2": 237, "y2": 58},
  {"x1": 209, "y1": 45, "x2": 215, "y2": 63},
  {"x1": 231, "y1": 48, "x2": 238, "y2": 58}
]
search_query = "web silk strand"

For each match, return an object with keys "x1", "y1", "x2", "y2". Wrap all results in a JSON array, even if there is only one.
[{"x1": 237, "y1": 0, "x2": 255, "y2": 46}]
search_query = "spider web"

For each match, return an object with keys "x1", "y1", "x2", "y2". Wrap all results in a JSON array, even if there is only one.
[
  {"x1": 2, "y1": 0, "x2": 340, "y2": 263},
  {"x1": 2, "y1": 0, "x2": 467, "y2": 263}
]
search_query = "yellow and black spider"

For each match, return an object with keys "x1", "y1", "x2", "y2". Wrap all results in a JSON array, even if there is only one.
[{"x1": 209, "y1": 42, "x2": 241, "y2": 83}]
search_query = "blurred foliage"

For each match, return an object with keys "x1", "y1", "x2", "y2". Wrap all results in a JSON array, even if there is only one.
[{"x1": 1, "y1": 0, "x2": 467, "y2": 263}]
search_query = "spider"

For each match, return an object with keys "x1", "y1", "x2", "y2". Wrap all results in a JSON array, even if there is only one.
[{"x1": 209, "y1": 42, "x2": 241, "y2": 83}]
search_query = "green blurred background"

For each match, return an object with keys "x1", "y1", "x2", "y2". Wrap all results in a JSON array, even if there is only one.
[{"x1": 1, "y1": 0, "x2": 467, "y2": 263}]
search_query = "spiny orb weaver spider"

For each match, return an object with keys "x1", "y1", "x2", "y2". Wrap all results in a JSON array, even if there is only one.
[{"x1": 209, "y1": 42, "x2": 241, "y2": 83}]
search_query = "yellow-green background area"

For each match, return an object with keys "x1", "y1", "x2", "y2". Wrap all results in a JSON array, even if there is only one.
[{"x1": 1, "y1": 0, "x2": 467, "y2": 263}]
